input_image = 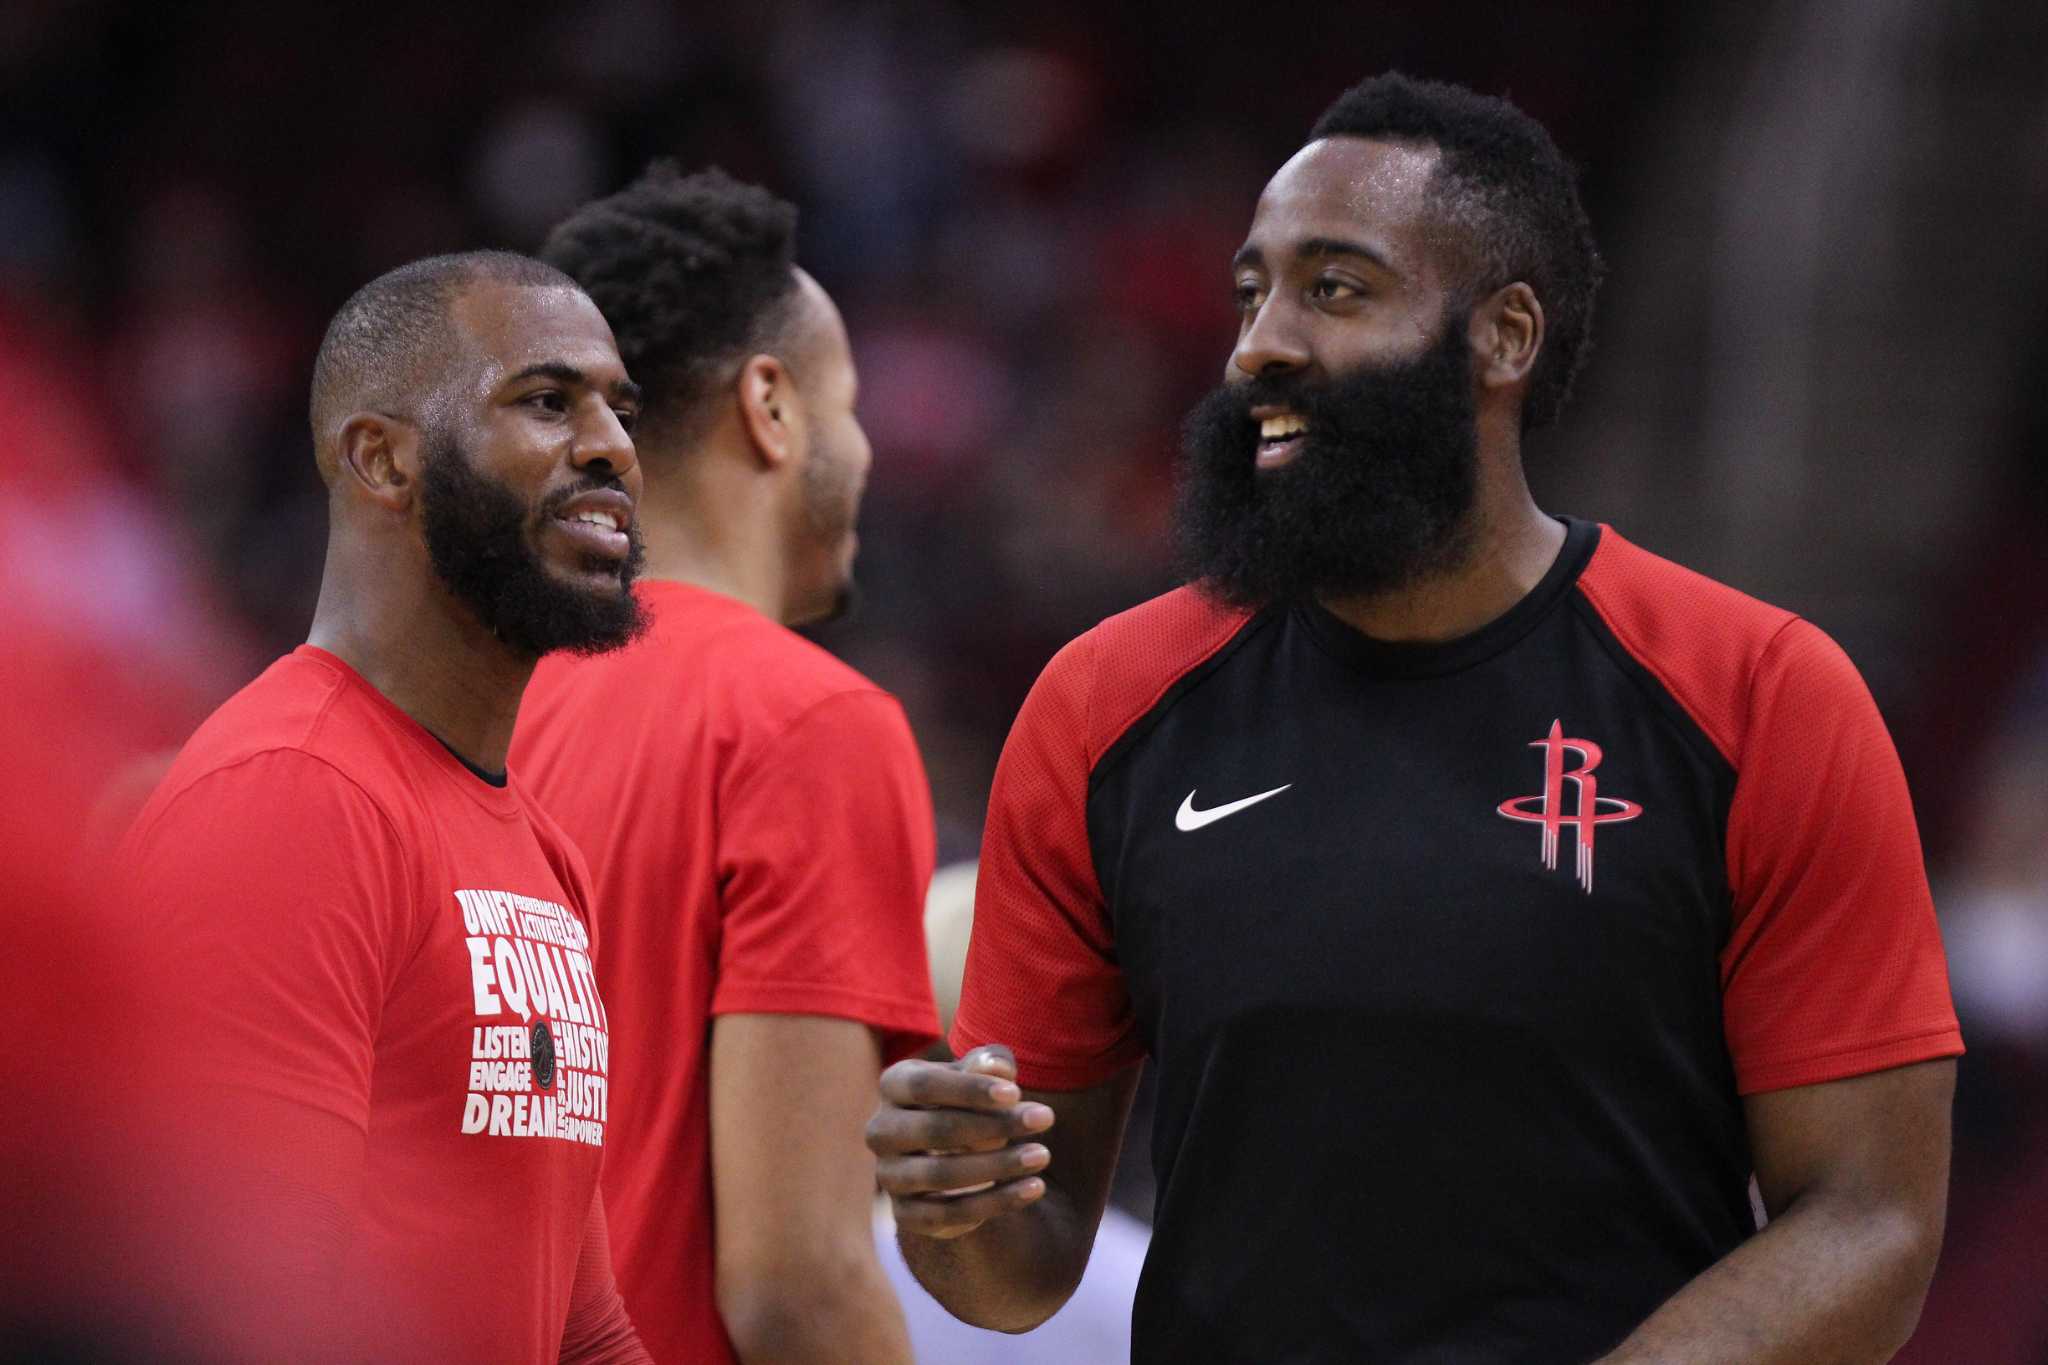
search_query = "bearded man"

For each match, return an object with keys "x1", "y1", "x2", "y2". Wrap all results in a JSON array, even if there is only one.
[
  {"x1": 867, "y1": 74, "x2": 1962, "y2": 1364},
  {"x1": 119, "y1": 251, "x2": 652, "y2": 1363}
]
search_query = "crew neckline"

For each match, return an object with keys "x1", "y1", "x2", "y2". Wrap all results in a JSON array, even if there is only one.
[
  {"x1": 293, "y1": 644, "x2": 523, "y2": 812},
  {"x1": 1295, "y1": 517, "x2": 1600, "y2": 679}
]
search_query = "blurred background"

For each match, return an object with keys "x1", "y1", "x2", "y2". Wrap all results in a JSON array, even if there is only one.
[{"x1": 3, "y1": 0, "x2": 2043, "y2": 1357}]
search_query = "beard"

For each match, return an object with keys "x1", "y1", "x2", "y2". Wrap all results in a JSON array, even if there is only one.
[
  {"x1": 795, "y1": 435, "x2": 863, "y2": 626},
  {"x1": 418, "y1": 433, "x2": 647, "y2": 658},
  {"x1": 1172, "y1": 312, "x2": 1480, "y2": 609}
]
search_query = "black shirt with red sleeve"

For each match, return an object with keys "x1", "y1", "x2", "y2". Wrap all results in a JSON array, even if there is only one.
[{"x1": 952, "y1": 517, "x2": 1961, "y2": 1364}]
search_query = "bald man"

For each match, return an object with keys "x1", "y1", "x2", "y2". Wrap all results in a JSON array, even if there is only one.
[{"x1": 119, "y1": 251, "x2": 653, "y2": 1363}]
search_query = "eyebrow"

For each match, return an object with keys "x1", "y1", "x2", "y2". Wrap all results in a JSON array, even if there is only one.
[
  {"x1": 506, "y1": 361, "x2": 643, "y2": 405},
  {"x1": 1232, "y1": 237, "x2": 1393, "y2": 273}
]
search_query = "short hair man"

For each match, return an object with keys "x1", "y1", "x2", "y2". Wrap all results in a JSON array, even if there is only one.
[
  {"x1": 514, "y1": 166, "x2": 938, "y2": 1365},
  {"x1": 869, "y1": 74, "x2": 1962, "y2": 1363},
  {"x1": 120, "y1": 251, "x2": 653, "y2": 1362}
]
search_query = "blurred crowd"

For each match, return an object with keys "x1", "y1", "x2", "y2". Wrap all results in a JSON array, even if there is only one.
[{"x1": 3, "y1": 0, "x2": 2043, "y2": 1357}]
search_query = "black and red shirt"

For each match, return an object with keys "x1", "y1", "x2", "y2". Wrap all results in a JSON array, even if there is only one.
[{"x1": 952, "y1": 518, "x2": 1961, "y2": 1364}]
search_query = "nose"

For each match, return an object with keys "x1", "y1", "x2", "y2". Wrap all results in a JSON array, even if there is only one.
[
  {"x1": 573, "y1": 399, "x2": 639, "y2": 483},
  {"x1": 1231, "y1": 299, "x2": 1312, "y2": 381}
]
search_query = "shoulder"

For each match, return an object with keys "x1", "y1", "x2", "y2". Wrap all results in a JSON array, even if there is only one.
[
  {"x1": 1030, "y1": 586, "x2": 1258, "y2": 768},
  {"x1": 134, "y1": 654, "x2": 406, "y2": 844},
  {"x1": 1573, "y1": 525, "x2": 1852, "y2": 766}
]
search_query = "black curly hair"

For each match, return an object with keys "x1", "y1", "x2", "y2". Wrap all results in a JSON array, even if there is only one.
[
  {"x1": 540, "y1": 163, "x2": 802, "y2": 452},
  {"x1": 1309, "y1": 74, "x2": 1603, "y2": 430}
]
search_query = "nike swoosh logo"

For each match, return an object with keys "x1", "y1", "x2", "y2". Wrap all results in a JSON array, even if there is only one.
[{"x1": 1175, "y1": 784, "x2": 1293, "y2": 832}]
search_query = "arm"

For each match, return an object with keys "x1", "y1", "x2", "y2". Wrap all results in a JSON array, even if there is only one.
[
  {"x1": 118, "y1": 753, "x2": 408, "y2": 1360},
  {"x1": 1596, "y1": 1058, "x2": 1954, "y2": 1364},
  {"x1": 869, "y1": 1046, "x2": 1139, "y2": 1332},
  {"x1": 558, "y1": 1188, "x2": 653, "y2": 1364},
  {"x1": 710, "y1": 1014, "x2": 914, "y2": 1364}
]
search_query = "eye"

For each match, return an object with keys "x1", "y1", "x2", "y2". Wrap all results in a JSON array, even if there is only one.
[
  {"x1": 523, "y1": 389, "x2": 569, "y2": 416},
  {"x1": 1309, "y1": 275, "x2": 1363, "y2": 303},
  {"x1": 1232, "y1": 279, "x2": 1266, "y2": 313},
  {"x1": 614, "y1": 407, "x2": 639, "y2": 434}
]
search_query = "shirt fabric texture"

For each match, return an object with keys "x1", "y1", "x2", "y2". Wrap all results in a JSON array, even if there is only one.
[
  {"x1": 120, "y1": 646, "x2": 645, "y2": 1364},
  {"x1": 515, "y1": 580, "x2": 940, "y2": 1365},
  {"x1": 952, "y1": 519, "x2": 1963, "y2": 1364}
]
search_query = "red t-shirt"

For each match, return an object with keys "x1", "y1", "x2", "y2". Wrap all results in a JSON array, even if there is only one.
[
  {"x1": 119, "y1": 646, "x2": 647, "y2": 1364},
  {"x1": 515, "y1": 581, "x2": 939, "y2": 1365}
]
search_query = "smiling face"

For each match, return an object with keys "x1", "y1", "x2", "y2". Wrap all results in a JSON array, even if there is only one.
[
  {"x1": 1228, "y1": 136, "x2": 1465, "y2": 460},
  {"x1": 418, "y1": 282, "x2": 650, "y2": 656},
  {"x1": 1171, "y1": 136, "x2": 1486, "y2": 606}
]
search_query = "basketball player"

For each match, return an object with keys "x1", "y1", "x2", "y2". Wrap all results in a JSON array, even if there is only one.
[
  {"x1": 120, "y1": 252, "x2": 652, "y2": 1362},
  {"x1": 868, "y1": 74, "x2": 1961, "y2": 1364},
  {"x1": 514, "y1": 167, "x2": 938, "y2": 1365}
]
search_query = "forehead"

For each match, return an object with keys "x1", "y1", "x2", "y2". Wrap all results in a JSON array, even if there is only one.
[
  {"x1": 450, "y1": 282, "x2": 624, "y2": 384},
  {"x1": 1242, "y1": 136, "x2": 1445, "y2": 274}
]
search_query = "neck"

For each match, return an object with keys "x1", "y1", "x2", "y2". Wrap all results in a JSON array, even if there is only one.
[
  {"x1": 306, "y1": 532, "x2": 535, "y2": 774},
  {"x1": 634, "y1": 434, "x2": 791, "y2": 624},
  {"x1": 1318, "y1": 425, "x2": 1564, "y2": 644}
]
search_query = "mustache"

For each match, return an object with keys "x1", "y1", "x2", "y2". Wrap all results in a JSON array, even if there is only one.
[{"x1": 537, "y1": 473, "x2": 632, "y2": 520}]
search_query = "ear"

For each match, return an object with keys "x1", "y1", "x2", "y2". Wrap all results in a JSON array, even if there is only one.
[
  {"x1": 335, "y1": 412, "x2": 422, "y2": 512},
  {"x1": 735, "y1": 354, "x2": 802, "y2": 469},
  {"x1": 1472, "y1": 281, "x2": 1545, "y2": 399}
]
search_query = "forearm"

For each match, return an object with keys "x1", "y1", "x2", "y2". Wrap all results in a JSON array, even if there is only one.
[
  {"x1": 1596, "y1": 1194, "x2": 1941, "y2": 1364},
  {"x1": 897, "y1": 1187, "x2": 1095, "y2": 1333},
  {"x1": 720, "y1": 1246, "x2": 911, "y2": 1365}
]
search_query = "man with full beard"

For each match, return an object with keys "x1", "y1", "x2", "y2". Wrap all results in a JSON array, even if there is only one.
[
  {"x1": 512, "y1": 166, "x2": 937, "y2": 1365},
  {"x1": 867, "y1": 74, "x2": 1962, "y2": 1363},
  {"x1": 119, "y1": 252, "x2": 652, "y2": 1363}
]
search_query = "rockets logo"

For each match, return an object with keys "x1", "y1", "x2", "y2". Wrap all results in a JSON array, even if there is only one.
[{"x1": 1496, "y1": 720, "x2": 1642, "y2": 893}]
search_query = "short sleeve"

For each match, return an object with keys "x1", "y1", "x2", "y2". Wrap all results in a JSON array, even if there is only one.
[
  {"x1": 712, "y1": 690, "x2": 940, "y2": 1061},
  {"x1": 951, "y1": 635, "x2": 1144, "y2": 1091},
  {"x1": 1720, "y1": 620, "x2": 1963, "y2": 1093},
  {"x1": 116, "y1": 748, "x2": 418, "y2": 1354}
]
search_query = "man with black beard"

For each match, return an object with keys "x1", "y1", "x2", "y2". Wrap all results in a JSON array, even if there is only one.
[
  {"x1": 119, "y1": 251, "x2": 653, "y2": 1363},
  {"x1": 867, "y1": 74, "x2": 1961, "y2": 1364}
]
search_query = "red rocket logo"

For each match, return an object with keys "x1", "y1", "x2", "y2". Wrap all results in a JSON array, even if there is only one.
[{"x1": 1496, "y1": 720, "x2": 1643, "y2": 893}]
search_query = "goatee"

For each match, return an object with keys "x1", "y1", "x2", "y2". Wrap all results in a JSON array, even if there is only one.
[
  {"x1": 1172, "y1": 314, "x2": 1479, "y2": 608},
  {"x1": 419, "y1": 434, "x2": 648, "y2": 658}
]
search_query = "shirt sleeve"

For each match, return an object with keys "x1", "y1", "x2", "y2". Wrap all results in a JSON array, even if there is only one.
[
  {"x1": 557, "y1": 1187, "x2": 652, "y2": 1364},
  {"x1": 117, "y1": 748, "x2": 418, "y2": 1354},
  {"x1": 950, "y1": 635, "x2": 1145, "y2": 1091},
  {"x1": 1720, "y1": 619, "x2": 1964, "y2": 1094},
  {"x1": 712, "y1": 689, "x2": 939, "y2": 1062}
]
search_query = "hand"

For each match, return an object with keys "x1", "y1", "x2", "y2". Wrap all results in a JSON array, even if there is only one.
[{"x1": 867, "y1": 1045, "x2": 1057, "y2": 1240}]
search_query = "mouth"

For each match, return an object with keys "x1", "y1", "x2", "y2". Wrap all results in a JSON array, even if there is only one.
[
  {"x1": 546, "y1": 488, "x2": 634, "y2": 564},
  {"x1": 1251, "y1": 408, "x2": 1308, "y2": 470}
]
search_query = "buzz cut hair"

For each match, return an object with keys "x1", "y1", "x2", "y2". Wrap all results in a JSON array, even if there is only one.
[
  {"x1": 1309, "y1": 73, "x2": 1604, "y2": 430},
  {"x1": 539, "y1": 162, "x2": 802, "y2": 449},
  {"x1": 308, "y1": 250, "x2": 579, "y2": 468}
]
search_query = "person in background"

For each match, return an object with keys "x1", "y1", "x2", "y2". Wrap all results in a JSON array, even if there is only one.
[
  {"x1": 118, "y1": 251, "x2": 652, "y2": 1363},
  {"x1": 515, "y1": 165, "x2": 938, "y2": 1365}
]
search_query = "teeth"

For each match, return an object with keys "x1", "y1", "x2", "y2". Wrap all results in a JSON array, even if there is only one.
[
  {"x1": 1260, "y1": 415, "x2": 1307, "y2": 440},
  {"x1": 566, "y1": 509, "x2": 620, "y2": 531}
]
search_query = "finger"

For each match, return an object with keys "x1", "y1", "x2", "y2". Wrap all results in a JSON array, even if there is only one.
[
  {"x1": 865, "y1": 1102, "x2": 1055, "y2": 1156},
  {"x1": 877, "y1": 1143, "x2": 1051, "y2": 1196},
  {"x1": 879, "y1": 1057, "x2": 1024, "y2": 1111},
  {"x1": 892, "y1": 1176, "x2": 1047, "y2": 1239},
  {"x1": 956, "y1": 1044, "x2": 1017, "y2": 1081}
]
